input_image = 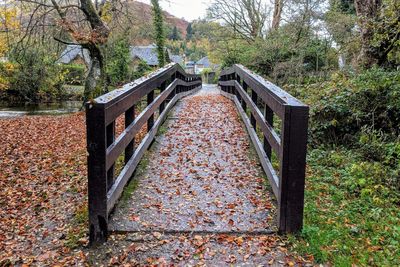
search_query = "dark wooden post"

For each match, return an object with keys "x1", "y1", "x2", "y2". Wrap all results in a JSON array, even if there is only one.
[
  {"x1": 235, "y1": 74, "x2": 241, "y2": 101},
  {"x1": 147, "y1": 90, "x2": 154, "y2": 131},
  {"x1": 264, "y1": 104, "x2": 273, "y2": 160},
  {"x1": 106, "y1": 122, "x2": 115, "y2": 190},
  {"x1": 242, "y1": 82, "x2": 248, "y2": 111},
  {"x1": 159, "y1": 81, "x2": 166, "y2": 114},
  {"x1": 171, "y1": 73, "x2": 177, "y2": 98},
  {"x1": 278, "y1": 105, "x2": 309, "y2": 233},
  {"x1": 251, "y1": 90, "x2": 258, "y2": 129},
  {"x1": 86, "y1": 104, "x2": 108, "y2": 244},
  {"x1": 125, "y1": 106, "x2": 135, "y2": 164}
]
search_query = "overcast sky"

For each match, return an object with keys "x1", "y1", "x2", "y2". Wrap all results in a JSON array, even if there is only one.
[{"x1": 137, "y1": 0, "x2": 212, "y2": 21}]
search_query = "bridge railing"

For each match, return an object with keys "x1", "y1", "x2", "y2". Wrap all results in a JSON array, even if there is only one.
[
  {"x1": 219, "y1": 65, "x2": 309, "y2": 234},
  {"x1": 86, "y1": 63, "x2": 202, "y2": 244}
]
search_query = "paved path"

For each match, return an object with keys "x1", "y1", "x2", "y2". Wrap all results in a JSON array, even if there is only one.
[
  {"x1": 110, "y1": 85, "x2": 276, "y2": 233},
  {"x1": 94, "y1": 85, "x2": 306, "y2": 265}
]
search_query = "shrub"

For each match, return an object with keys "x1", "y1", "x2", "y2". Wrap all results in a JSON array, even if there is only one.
[
  {"x1": 0, "y1": 61, "x2": 15, "y2": 92},
  {"x1": 291, "y1": 68, "x2": 400, "y2": 146},
  {"x1": 61, "y1": 64, "x2": 85, "y2": 85},
  {"x1": 105, "y1": 39, "x2": 132, "y2": 86},
  {"x1": 7, "y1": 48, "x2": 67, "y2": 102},
  {"x1": 132, "y1": 60, "x2": 152, "y2": 80}
]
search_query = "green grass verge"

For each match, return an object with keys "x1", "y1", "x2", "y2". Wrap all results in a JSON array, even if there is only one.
[{"x1": 289, "y1": 148, "x2": 400, "y2": 266}]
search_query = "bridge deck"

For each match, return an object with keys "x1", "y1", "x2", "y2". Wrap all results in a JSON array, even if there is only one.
[
  {"x1": 109, "y1": 85, "x2": 277, "y2": 233},
  {"x1": 96, "y1": 85, "x2": 295, "y2": 264}
]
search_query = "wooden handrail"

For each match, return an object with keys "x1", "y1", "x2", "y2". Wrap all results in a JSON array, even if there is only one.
[
  {"x1": 86, "y1": 63, "x2": 202, "y2": 245},
  {"x1": 219, "y1": 65, "x2": 309, "y2": 234}
]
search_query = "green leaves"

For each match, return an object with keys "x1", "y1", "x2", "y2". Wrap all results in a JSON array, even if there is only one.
[{"x1": 151, "y1": 0, "x2": 166, "y2": 67}]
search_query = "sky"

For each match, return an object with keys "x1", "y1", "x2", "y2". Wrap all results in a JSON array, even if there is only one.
[{"x1": 137, "y1": 0, "x2": 212, "y2": 21}]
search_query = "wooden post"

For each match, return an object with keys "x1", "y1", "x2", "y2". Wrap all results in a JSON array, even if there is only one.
[
  {"x1": 159, "y1": 81, "x2": 166, "y2": 114},
  {"x1": 125, "y1": 106, "x2": 135, "y2": 164},
  {"x1": 242, "y1": 82, "x2": 248, "y2": 111},
  {"x1": 278, "y1": 105, "x2": 309, "y2": 233},
  {"x1": 86, "y1": 104, "x2": 108, "y2": 244},
  {"x1": 236, "y1": 74, "x2": 241, "y2": 102},
  {"x1": 147, "y1": 90, "x2": 154, "y2": 131},
  {"x1": 264, "y1": 104, "x2": 273, "y2": 160},
  {"x1": 106, "y1": 122, "x2": 115, "y2": 190},
  {"x1": 251, "y1": 90, "x2": 258, "y2": 129}
]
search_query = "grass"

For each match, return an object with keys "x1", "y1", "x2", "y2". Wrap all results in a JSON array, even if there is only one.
[
  {"x1": 119, "y1": 152, "x2": 149, "y2": 206},
  {"x1": 289, "y1": 148, "x2": 400, "y2": 266},
  {"x1": 64, "y1": 204, "x2": 88, "y2": 249},
  {"x1": 156, "y1": 124, "x2": 168, "y2": 136}
]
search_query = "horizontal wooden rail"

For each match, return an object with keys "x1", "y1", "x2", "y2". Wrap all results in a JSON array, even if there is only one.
[
  {"x1": 219, "y1": 65, "x2": 309, "y2": 234},
  {"x1": 86, "y1": 63, "x2": 202, "y2": 245}
]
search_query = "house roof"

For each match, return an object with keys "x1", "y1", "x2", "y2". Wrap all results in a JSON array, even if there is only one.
[
  {"x1": 169, "y1": 54, "x2": 183, "y2": 65},
  {"x1": 196, "y1": 56, "x2": 211, "y2": 68},
  {"x1": 59, "y1": 44, "x2": 178, "y2": 67},
  {"x1": 58, "y1": 45, "x2": 91, "y2": 65},
  {"x1": 130, "y1": 44, "x2": 159, "y2": 66}
]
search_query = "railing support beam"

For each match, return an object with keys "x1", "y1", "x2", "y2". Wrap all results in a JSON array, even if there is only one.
[
  {"x1": 86, "y1": 105, "x2": 108, "y2": 245},
  {"x1": 279, "y1": 106, "x2": 309, "y2": 233}
]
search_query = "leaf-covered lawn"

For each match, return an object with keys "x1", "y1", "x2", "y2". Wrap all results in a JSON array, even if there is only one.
[
  {"x1": 0, "y1": 113, "x2": 145, "y2": 265},
  {"x1": 0, "y1": 113, "x2": 88, "y2": 265}
]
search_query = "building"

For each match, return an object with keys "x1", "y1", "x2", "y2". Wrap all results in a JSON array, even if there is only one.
[
  {"x1": 185, "y1": 61, "x2": 196, "y2": 74},
  {"x1": 194, "y1": 56, "x2": 212, "y2": 74},
  {"x1": 169, "y1": 53, "x2": 184, "y2": 65},
  {"x1": 58, "y1": 45, "x2": 91, "y2": 66},
  {"x1": 59, "y1": 44, "x2": 183, "y2": 69},
  {"x1": 130, "y1": 44, "x2": 160, "y2": 67}
]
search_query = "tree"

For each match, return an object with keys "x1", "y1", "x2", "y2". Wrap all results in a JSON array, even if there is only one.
[
  {"x1": 151, "y1": 0, "x2": 166, "y2": 67},
  {"x1": 17, "y1": 0, "x2": 114, "y2": 101},
  {"x1": 169, "y1": 26, "x2": 181, "y2": 41},
  {"x1": 105, "y1": 38, "x2": 132, "y2": 86},
  {"x1": 271, "y1": 0, "x2": 284, "y2": 30},
  {"x1": 0, "y1": 4, "x2": 19, "y2": 57},
  {"x1": 186, "y1": 23, "x2": 193, "y2": 40},
  {"x1": 354, "y1": 0, "x2": 400, "y2": 68},
  {"x1": 354, "y1": 0, "x2": 382, "y2": 67},
  {"x1": 207, "y1": 0, "x2": 268, "y2": 41}
]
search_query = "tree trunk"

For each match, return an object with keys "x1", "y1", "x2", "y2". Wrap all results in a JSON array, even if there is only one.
[
  {"x1": 354, "y1": 0, "x2": 382, "y2": 68},
  {"x1": 50, "y1": 0, "x2": 110, "y2": 100},
  {"x1": 272, "y1": 0, "x2": 284, "y2": 30},
  {"x1": 83, "y1": 44, "x2": 108, "y2": 102}
]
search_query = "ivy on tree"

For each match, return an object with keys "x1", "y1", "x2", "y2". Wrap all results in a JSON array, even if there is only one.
[{"x1": 151, "y1": 0, "x2": 166, "y2": 67}]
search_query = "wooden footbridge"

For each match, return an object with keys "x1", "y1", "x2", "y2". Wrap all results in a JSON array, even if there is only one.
[{"x1": 86, "y1": 63, "x2": 309, "y2": 246}]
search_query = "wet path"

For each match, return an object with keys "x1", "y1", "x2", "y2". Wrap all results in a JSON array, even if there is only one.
[{"x1": 110, "y1": 85, "x2": 276, "y2": 233}]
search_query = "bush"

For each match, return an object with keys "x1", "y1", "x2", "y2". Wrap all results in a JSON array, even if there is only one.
[
  {"x1": 105, "y1": 38, "x2": 132, "y2": 86},
  {"x1": 61, "y1": 64, "x2": 85, "y2": 85},
  {"x1": 132, "y1": 60, "x2": 152, "y2": 80},
  {"x1": 7, "y1": 48, "x2": 67, "y2": 102},
  {"x1": 289, "y1": 68, "x2": 400, "y2": 146},
  {"x1": 0, "y1": 61, "x2": 15, "y2": 92}
]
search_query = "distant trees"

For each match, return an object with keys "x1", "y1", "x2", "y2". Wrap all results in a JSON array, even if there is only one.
[
  {"x1": 186, "y1": 23, "x2": 193, "y2": 40},
  {"x1": 207, "y1": 0, "x2": 268, "y2": 40},
  {"x1": 151, "y1": 0, "x2": 166, "y2": 67},
  {"x1": 169, "y1": 26, "x2": 181, "y2": 41}
]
